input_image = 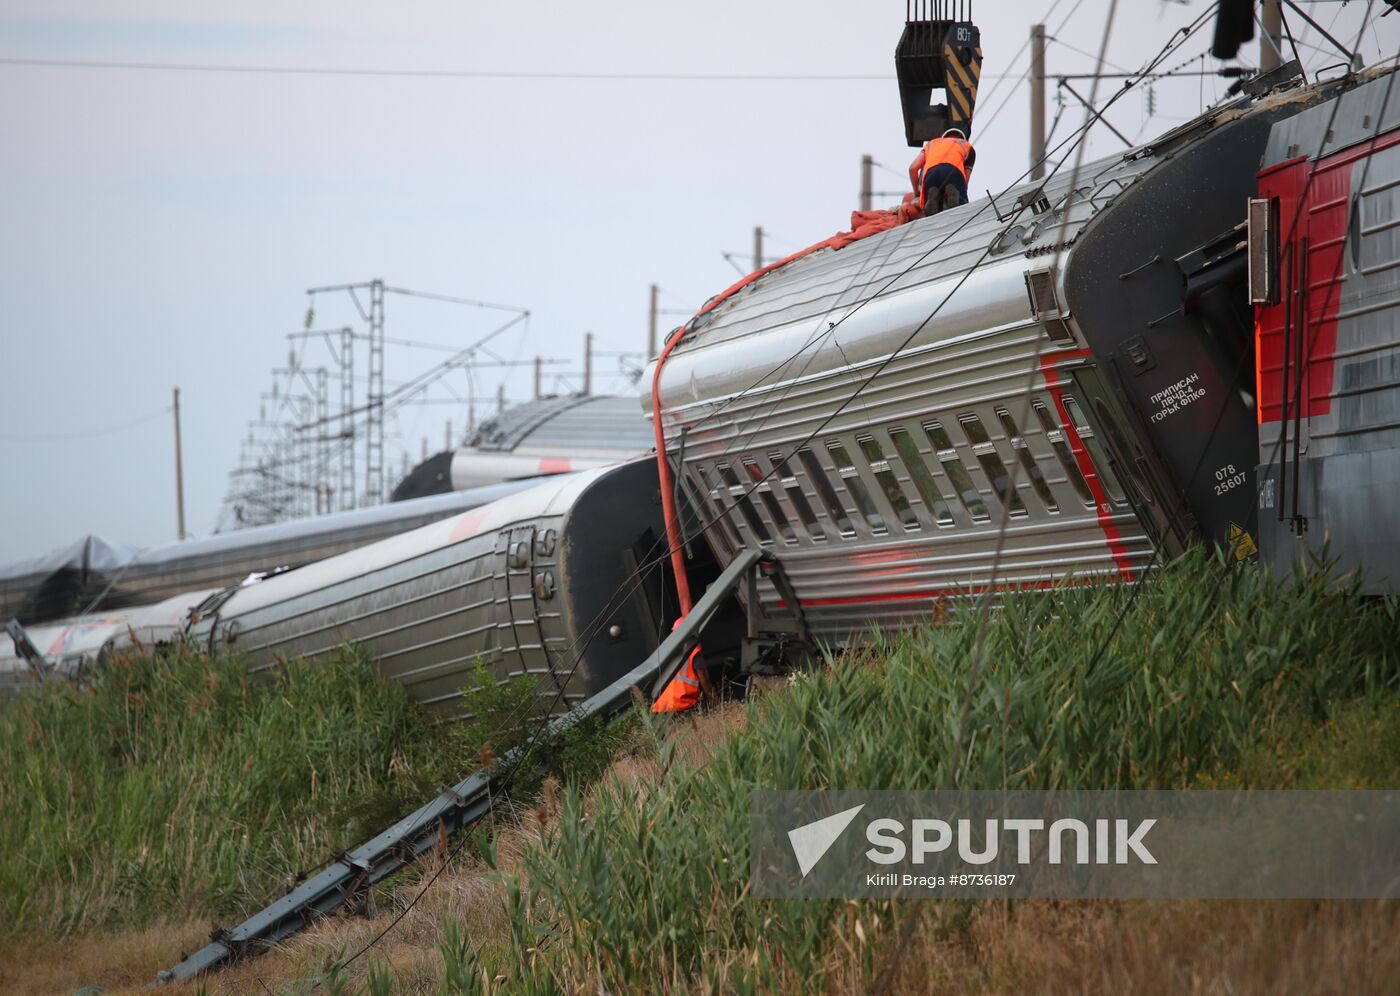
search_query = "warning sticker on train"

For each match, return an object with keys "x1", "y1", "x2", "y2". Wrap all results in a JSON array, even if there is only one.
[{"x1": 1228, "y1": 522, "x2": 1258, "y2": 561}]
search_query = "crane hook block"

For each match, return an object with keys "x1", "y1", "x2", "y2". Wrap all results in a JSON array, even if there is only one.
[{"x1": 895, "y1": 2, "x2": 983, "y2": 146}]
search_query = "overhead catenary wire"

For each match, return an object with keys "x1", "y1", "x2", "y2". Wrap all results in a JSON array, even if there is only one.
[
  {"x1": 0, "y1": 55, "x2": 1021, "y2": 82},
  {"x1": 0, "y1": 405, "x2": 171, "y2": 442},
  {"x1": 672, "y1": 4, "x2": 1216, "y2": 458}
]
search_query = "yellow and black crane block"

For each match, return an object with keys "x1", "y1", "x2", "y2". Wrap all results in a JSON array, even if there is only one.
[
  {"x1": 895, "y1": 3, "x2": 984, "y2": 145},
  {"x1": 943, "y1": 29, "x2": 983, "y2": 135}
]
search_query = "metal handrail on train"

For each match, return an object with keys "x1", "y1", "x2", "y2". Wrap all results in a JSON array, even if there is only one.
[{"x1": 158, "y1": 547, "x2": 764, "y2": 985}]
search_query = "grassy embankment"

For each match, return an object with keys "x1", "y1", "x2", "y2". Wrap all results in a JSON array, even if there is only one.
[
  {"x1": 0, "y1": 645, "x2": 620, "y2": 939},
  {"x1": 2, "y1": 550, "x2": 1398, "y2": 993}
]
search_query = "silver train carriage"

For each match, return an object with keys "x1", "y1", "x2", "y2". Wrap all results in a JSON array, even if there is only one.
[
  {"x1": 644, "y1": 68, "x2": 1400, "y2": 647},
  {"x1": 0, "y1": 589, "x2": 217, "y2": 703},
  {"x1": 0, "y1": 481, "x2": 532, "y2": 627},
  {"x1": 186, "y1": 459, "x2": 720, "y2": 718}
]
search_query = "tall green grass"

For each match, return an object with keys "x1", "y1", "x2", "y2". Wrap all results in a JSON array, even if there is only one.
[
  {"x1": 487, "y1": 552, "x2": 1399, "y2": 993},
  {"x1": 0, "y1": 644, "x2": 467, "y2": 933}
]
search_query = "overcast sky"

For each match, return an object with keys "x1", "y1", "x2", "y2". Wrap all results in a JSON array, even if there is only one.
[{"x1": 1, "y1": 0, "x2": 1395, "y2": 562}]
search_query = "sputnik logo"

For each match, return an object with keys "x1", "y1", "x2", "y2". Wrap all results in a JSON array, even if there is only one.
[{"x1": 787, "y1": 804, "x2": 865, "y2": 877}]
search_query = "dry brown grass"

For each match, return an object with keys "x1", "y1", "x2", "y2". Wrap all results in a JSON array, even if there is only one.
[
  {"x1": 12, "y1": 896, "x2": 1392, "y2": 994},
  {"x1": 874, "y1": 899, "x2": 1400, "y2": 996},
  {"x1": 0, "y1": 921, "x2": 211, "y2": 996}
]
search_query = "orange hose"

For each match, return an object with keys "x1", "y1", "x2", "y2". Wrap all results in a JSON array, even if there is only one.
[
  {"x1": 651, "y1": 329, "x2": 695, "y2": 616},
  {"x1": 650, "y1": 200, "x2": 922, "y2": 617}
]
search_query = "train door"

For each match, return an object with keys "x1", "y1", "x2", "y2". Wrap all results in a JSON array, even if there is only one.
[{"x1": 1064, "y1": 365, "x2": 1195, "y2": 553}]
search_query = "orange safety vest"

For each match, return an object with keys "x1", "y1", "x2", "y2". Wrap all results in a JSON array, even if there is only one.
[
  {"x1": 919, "y1": 137, "x2": 973, "y2": 206},
  {"x1": 652, "y1": 641, "x2": 706, "y2": 713}
]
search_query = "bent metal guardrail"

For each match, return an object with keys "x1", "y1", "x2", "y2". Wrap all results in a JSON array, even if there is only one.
[{"x1": 158, "y1": 548, "x2": 762, "y2": 984}]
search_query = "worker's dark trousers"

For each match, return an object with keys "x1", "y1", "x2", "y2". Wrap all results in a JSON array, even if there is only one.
[{"x1": 922, "y1": 163, "x2": 969, "y2": 213}]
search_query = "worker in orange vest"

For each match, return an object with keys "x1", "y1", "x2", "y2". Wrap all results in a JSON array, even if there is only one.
[
  {"x1": 651, "y1": 641, "x2": 706, "y2": 713},
  {"x1": 652, "y1": 616, "x2": 714, "y2": 713},
  {"x1": 909, "y1": 128, "x2": 976, "y2": 214}
]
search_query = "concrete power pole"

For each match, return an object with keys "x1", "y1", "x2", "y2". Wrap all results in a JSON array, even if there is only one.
[
  {"x1": 534, "y1": 356, "x2": 543, "y2": 399},
  {"x1": 648, "y1": 283, "x2": 659, "y2": 359},
  {"x1": 860, "y1": 154, "x2": 874, "y2": 212},
  {"x1": 1260, "y1": 0, "x2": 1283, "y2": 72},
  {"x1": 172, "y1": 386, "x2": 186, "y2": 541},
  {"x1": 1030, "y1": 23, "x2": 1047, "y2": 181},
  {"x1": 497, "y1": 384, "x2": 505, "y2": 413},
  {"x1": 753, "y1": 226, "x2": 764, "y2": 272},
  {"x1": 583, "y1": 332, "x2": 594, "y2": 395}
]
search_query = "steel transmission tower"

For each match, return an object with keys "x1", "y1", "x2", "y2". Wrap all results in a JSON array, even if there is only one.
[{"x1": 366, "y1": 279, "x2": 385, "y2": 505}]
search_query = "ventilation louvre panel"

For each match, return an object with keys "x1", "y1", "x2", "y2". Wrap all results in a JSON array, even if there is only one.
[{"x1": 1024, "y1": 267, "x2": 1076, "y2": 343}]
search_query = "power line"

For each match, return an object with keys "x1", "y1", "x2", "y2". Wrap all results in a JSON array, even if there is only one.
[
  {"x1": 975, "y1": 0, "x2": 1088, "y2": 136},
  {"x1": 0, "y1": 55, "x2": 1018, "y2": 82},
  {"x1": 0, "y1": 406, "x2": 171, "y2": 442}
]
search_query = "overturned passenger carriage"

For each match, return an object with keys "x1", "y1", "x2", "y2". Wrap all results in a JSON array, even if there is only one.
[{"x1": 186, "y1": 459, "x2": 739, "y2": 717}]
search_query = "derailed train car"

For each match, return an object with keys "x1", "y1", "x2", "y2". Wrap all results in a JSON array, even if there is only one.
[
  {"x1": 186, "y1": 459, "x2": 741, "y2": 717},
  {"x1": 0, "y1": 588, "x2": 217, "y2": 701},
  {"x1": 0, "y1": 481, "x2": 532, "y2": 627},
  {"x1": 643, "y1": 66, "x2": 1400, "y2": 648}
]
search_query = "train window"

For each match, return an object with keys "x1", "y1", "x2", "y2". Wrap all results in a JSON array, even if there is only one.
[
  {"x1": 1032, "y1": 401, "x2": 1094, "y2": 507},
  {"x1": 798, "y1": 449, "x2": 856, "y2": 537},
  {"x1": 826, "y1": 442, "x2": 888, "y2": 534},
  {"x1": 995, "y1": 408, "x2": 1059, "y2": 513},
  {"x1": 1061, "y1": 397, "x2": 1126, "y2": 504},
  {"x1": 888, "y1": 427, "x2": 955, "y2": 525},
  {"x1": 959, "y1": 415, "x2": 1027, "y2": 518},
  {"x1": 921, "y1": 421, "x2": 990, "y2": 522},
  {"x1": 772, "y1": 454, "x2": 825, "y2": 541},
  {"x1": 743, "y1": 458, "x2": 797, "y2": 544},
  {"x1": 682, "y1": 466, "x2": 730, "y2": 550},
  {"x1": 716, "y1": 461, "x2": 773, "y2": 544},
  {"x1": 696, "y1": 463, "x2": 745, "y2": 548},
  {"x1": 1092, "y1": 399, "x2": 1152, "y2": 505},
  {"x1": 857, "y1": 435, "x2": 920, "y2": 531}
]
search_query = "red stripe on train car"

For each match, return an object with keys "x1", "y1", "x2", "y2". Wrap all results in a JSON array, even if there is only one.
[{"x1": 1040, "y1": 350, "x2": 1136, "y2": 580}]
